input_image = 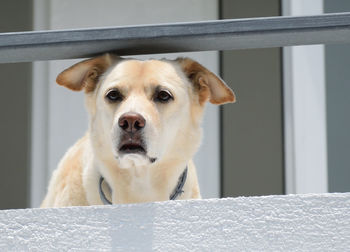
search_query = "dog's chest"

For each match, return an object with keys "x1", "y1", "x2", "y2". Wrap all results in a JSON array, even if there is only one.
[
  {"x1": 129, "y1": 174, "x2": 155, "y2": 196},
  {"x1": 120, "y1": 168, "x2": 161, "y2": 201}
]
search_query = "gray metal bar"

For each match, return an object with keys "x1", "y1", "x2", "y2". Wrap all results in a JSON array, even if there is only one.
[{"x1": 1, "y1": 12, "x2": 350, "y2": 63}]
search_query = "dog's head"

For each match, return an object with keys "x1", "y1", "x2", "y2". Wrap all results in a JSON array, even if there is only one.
[{"x1": 56, "y1": 54, "x2": 235, "y2": 169}]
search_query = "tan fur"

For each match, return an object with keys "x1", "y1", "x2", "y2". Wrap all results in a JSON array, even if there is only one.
[
  {"x1": 41, "y1": 54, "x2": 235, "y2": 207},
  {"x1": 41, "y1": 136, "x2": 89, "y2": 207}
]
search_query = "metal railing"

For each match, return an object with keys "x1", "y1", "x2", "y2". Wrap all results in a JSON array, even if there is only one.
[{"x1": 1, "y1": 12, "x2": 350, "y2": 63}]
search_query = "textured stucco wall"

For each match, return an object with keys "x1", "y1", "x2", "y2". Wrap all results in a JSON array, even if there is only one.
[{"x1": 1, "y1": 193, "x2": 350, "y2": 251}]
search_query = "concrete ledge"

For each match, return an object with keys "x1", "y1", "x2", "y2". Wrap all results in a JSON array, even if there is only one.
[{"x1": 0, "y1": 193, "x2": 349, "y2": 251}]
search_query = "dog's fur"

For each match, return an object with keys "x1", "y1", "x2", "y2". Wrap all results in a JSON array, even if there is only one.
[{"x1": 41, "y1": 54, "x2": 235, "y2": 207}]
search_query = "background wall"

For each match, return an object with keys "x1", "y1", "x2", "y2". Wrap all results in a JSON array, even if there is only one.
[
  {"x1": 0, "y1": 0, "x2": 33, "y2": 209},
  {"x1": 325, "y1": 0, "x2": 350, "y2": 193},
  {"x1": 221, "y1": 0, "x2": 284, "y2": 197},
  {"x1": 2, "y1": 0, "x2": 341, "y2": 209}
]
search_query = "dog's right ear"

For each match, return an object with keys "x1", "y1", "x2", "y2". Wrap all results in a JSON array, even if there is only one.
[{"x1": 56, "y1": 53, "x2": 118, "y2": 92}]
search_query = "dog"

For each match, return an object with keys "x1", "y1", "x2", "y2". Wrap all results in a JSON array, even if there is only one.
[{"x1": 41, "y1": 54, "x2": 235, "y2": 207}]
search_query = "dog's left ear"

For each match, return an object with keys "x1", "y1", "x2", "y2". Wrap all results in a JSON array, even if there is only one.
[
  {"x1": 56, "y1": 53, "x2": 118, "y2": 92},
  {"x1": 177, "y1": 58, "x2": 236, "y2": 105}
]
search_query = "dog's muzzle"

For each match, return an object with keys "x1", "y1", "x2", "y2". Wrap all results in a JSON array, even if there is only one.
[{"x1": 118, "y1": 112, "x2": 147, "y2": 154}]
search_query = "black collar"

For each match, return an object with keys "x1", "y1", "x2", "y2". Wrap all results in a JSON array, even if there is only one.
[
  {"x1": 99, "y1": 167, "x2": 188, "y2": 205},
  {"x1": 169, "y1": 167, "x2": 188, "y2": 200}
]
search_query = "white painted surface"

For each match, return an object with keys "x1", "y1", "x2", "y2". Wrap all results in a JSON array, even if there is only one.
[
  {"x1": 31, "y1": 0, "x2": 220, "y2": 207},
  {"x1": 282, "y1": 1, "x2": 328, "y2": 194},
  {"x1": 1, "y1": 193, "x2": 350, "y2": 251}
]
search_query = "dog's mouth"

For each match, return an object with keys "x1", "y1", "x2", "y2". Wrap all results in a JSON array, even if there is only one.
[
  {"x1": 118, "y1": 134, "x2": 147, "y2": 155},
  {"x1": 119, "y1": 142, "x2": 146, "y2": 154},
  {"x1": 117, "y1": 134, "x2": 157, "y2": 164}
]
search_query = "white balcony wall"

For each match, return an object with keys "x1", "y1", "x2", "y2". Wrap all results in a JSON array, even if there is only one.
[{"x1": 1, "y1": 193, "x2": 350, "y2": 251}]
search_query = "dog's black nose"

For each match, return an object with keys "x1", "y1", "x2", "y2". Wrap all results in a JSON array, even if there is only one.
[{"x1": 118, "y1": 112, "x2": 146, "y2": 133}]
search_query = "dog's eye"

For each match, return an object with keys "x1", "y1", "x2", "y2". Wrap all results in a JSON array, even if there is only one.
[
  {"x1": 155, "y1": 90, "x2": 173, "y2": 103},
  {"x1": 106, "y1": 89, "x2": 123, "y2": 102}
]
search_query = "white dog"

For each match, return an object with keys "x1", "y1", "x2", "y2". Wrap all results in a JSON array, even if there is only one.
[{"x1": 41, "y1": 54, "x2": 235, "y2": 207}]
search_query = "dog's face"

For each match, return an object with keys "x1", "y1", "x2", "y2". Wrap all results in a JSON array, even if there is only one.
[
  {"x1": 56, "y1": 54, "x2": 235, "y2": 169},
  {"x1": 96, "y1": 59, "x2": 197, "y2": 168}
]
